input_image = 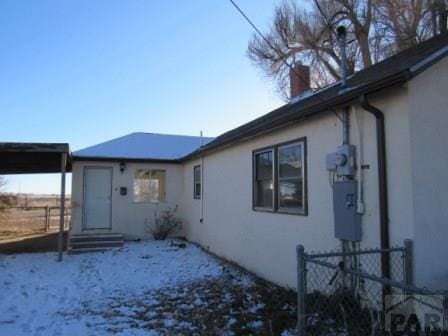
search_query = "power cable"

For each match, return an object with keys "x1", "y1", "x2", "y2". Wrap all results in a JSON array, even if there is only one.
[{"x1": 313, "y1": 0, "x2": 337, "y2": 36}]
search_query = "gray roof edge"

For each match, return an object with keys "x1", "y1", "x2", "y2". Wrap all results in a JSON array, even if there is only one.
[
  {"x1": 0, "y1": 142, "x2": 70, "y2": 153},
  {"x1": 409, "y1": 44, "x2": 448, "y2": 77},
  {"x1": 72, "y1": 155, "x2": 182, "y2": 163}
]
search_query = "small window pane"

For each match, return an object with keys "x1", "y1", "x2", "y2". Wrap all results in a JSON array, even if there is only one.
[
  {"x1": 279, "y1": 180, "x2": 303, "y2": 209},
  {"x1": 194, "y1": 166, "x2": 201, "y2": 183},
  {"x1": 257, "y1": 180, "x2": 273, "y2": 208},
  {"x1": 194, "y1": 183, "x2": 201, "y2": 196},
  {"x1": 279, "y1": 144, "x2": 302, "y2": 178},
  {"x1": 134, "y1": 169, "x2": 166, "y2": 203},
  {"x1": 194, "y1": 166, "x2": 201, "y2": 199},
  {"x1": 256, "y1": 151, "x2": 273, "y2": 180},
  {"x1": 278, "y1": 142, "x2": 305, "y2": 212},
  {"x1": 254, "y1": 150, "x2": 273, "y2": 208}
]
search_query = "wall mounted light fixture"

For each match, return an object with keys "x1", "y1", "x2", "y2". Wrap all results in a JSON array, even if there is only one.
[{"x1": 119, "y1": 162, "x2": 126, "y2": 173}]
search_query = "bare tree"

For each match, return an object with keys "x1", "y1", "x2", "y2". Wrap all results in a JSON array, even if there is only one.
[
  {"x1": 248, "y1": 0, "x2": 447, "y2": 98},
  {"x1": 0, "y1": 177, "x2": 5, "y2": 190},
  {"x1": 0, "y1": 177, "x2": 7, "y2": 212}
]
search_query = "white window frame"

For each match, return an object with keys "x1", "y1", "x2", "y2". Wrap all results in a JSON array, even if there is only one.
[{"x1": 194, "y1": 165, "x2": 201, "y2": 199}]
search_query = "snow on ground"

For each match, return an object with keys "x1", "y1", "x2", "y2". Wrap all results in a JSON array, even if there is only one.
[
  {"x1": 0, "y1": 241, "x2": 296, "y2": 335},
  {"x1": 0, "y1": 241, "x2": 225, "y2": 335}
]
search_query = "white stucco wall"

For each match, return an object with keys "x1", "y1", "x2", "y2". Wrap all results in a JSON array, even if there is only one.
[
  {"x1": 69, "y1": 57, "x2": 448, "y2": 290},
  {"x1": 408, "y1": 56, "x2": 448, "y2": 289},
  {"x1": 71, "y1": 161, "x2": 185, "y2": 240},
  {"x1": 182, "y1": 85, "x2": 415, "y2": 289}
]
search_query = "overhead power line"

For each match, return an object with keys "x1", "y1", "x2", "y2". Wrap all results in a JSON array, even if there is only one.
[
  {"x1": 226, "y1": 0, "x2": 343, "y2": 120},
  {"x1": 313, "y1": 0, "x2": 337, "y2": 36}
]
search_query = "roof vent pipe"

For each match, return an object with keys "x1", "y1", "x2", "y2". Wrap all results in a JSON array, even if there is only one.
[
  {"x1": 289, "y1": 63, "x2": 310, "y2": 99},
  {"x1": 337, "y1": 26, "x2": 347, "y2": 88},
  {"x1": 337, "y1": 26, "x2": 350, "y2": 145}
]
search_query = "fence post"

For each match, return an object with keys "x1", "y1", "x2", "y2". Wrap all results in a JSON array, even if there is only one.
[
  {"x1": 297, "y1": 245, "x2": 306, "y2": 336},
  {"x1": 45, "y1": 206, "x2": 50, "y2": 231},
  {"x1": 404, "y1": 239, "x2": 414, "y2": 290}
]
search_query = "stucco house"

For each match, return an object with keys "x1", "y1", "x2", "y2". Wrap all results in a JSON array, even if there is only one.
[{"x1": 71, "y1": 33, "x2": 448, "y2": 290}]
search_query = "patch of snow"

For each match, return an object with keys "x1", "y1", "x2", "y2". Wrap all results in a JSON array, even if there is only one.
[
  {"x1": 163, "y1": 319, "x2": 175, "y2": 328},
  {"x1": 0, "y1": 241, "x2": 223, "y2": 335},
  {"x1": 73, "y1": 132, "x2": 214, "y2": 160},
  {"x1": 248, "y1": 302, "x2": 265, "y2": 313},
  {"x1": 248, "y1": 320, "x2": 264, "y2": 329}
]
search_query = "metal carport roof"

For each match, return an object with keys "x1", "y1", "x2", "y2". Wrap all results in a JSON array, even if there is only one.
[
  {"x1": 0, "y1": 142, "x2": 71, "y2": 174},
  {"x1": 0, "y1": 142, "x2": 71, "y2": 261}
]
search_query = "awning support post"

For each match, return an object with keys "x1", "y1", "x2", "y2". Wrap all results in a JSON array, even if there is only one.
[{"x1": 57, "y1": 153, "x2": 67, "y2": 262}]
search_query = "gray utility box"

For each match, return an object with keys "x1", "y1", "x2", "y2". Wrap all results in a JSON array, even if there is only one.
[{"x1": 333, "y1": 181, "x2": 362, "y2": 241}]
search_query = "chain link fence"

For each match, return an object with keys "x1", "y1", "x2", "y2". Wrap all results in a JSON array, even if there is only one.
[{"x1": 296, "y1": 240, "x2": 448, "y2": 336}]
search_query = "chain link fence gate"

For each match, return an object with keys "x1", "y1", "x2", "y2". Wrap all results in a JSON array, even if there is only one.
[{"x1": 296, "y1": 240, "x2": 448, "y2": 336}]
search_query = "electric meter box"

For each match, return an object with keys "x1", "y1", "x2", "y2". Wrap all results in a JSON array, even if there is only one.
[
  {"x1": 333, "y1": 181, "x2": 361, "y2": 241},
  {"x1": 326, "y1": 144, "x2": 356, "y2": 177}
]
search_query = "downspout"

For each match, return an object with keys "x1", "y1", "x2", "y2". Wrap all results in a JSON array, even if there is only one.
[
  {"x1": 359, "y1": 94, "x2": 391, "y2": 281},
  {"x1": 200, "y1": 131, "x2": 204, "y2": 224}
]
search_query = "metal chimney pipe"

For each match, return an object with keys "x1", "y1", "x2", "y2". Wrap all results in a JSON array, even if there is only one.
[{"x1": 337, "y1": 26, "x2": 347, "y2": 88}]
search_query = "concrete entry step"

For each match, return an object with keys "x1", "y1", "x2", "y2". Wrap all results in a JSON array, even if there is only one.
[
  {"x1": 70, "y1": 240, "x2": 124, "y2": 249},
  {"x1": 70, "y1": 233, "x2": 124, "y2": 243},
  {"x1": 69, "y1": 233, "x2": 124, "y2": 253},
  {"x1": 68, "y1": 246, "x2": 113, "y2": 254}
]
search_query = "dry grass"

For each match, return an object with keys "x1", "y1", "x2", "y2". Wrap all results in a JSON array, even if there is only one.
[
  {"x1": 0, "y1": 195, "x2": 70, "y2": 240},
  {"x1": 69, "y1": 259, "x2": 297, "y2": 335}
]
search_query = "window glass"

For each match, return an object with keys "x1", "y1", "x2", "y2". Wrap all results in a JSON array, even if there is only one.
[
  {"x1": 254, "y1": 150, "x2": 273, "y2": 208},
  {"x1": 278, "y1": 143, "x2": 303, "y2": 211},
  {"x1": 252, "y1": 140, "x2": 306, "y2": 215},
  {"x1": 279, "y1": 180, "x2": 303, "y2": 209},
  {"x1": 257, "y1": 180, "x2": 273, "y2": 208},
  {"x1": 256, "y1": 151, "x2": 273, "y2": 180},
  {"x1": 279, "y1": 144, "x2": 302, "y2": 178},
  {"x1": 133, "y1": 169, "x2": 166, "y2": 203},
  {"x1": 194, "y1": 165, "x2": 201, "y2": 199}
]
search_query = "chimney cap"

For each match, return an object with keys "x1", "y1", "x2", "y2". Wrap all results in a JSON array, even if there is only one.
[{"x1": 337, "y1": 26, "x2": 346, "y2": 38}]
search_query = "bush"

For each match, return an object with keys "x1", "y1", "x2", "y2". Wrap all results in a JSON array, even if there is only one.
[
  {"x1": 305, "y1": 289, "x2": 374, "y2": 336},
  {"x1": 145, "y1": 206, "x2": 182, "y2": 240}
]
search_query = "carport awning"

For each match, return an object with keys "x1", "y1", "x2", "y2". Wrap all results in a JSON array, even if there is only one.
[
  {"x1": 0, "y1": 143, "x2": 71, "y2": 174},
  {"x1": 0, "y1": 142, "x2": 71, "y2": 262}
]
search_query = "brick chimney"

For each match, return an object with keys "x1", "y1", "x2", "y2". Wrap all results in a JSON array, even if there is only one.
[{"x1": 290, "y1": 63, "x2": 310, "y2": 99}]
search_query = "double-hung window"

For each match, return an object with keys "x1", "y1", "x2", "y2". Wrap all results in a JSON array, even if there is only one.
[
  {"x1": 194, "y1": 165, "x2": 201, "y2": 199},
  {"x1": 253, "y1": 138, "x2": 307, "y2": 215}
]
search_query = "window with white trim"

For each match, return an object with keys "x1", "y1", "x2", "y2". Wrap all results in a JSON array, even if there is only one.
[
  {"x1": 194, "y1": 165, "x2": 201, "y2": 199},
  {"x1": 253, "y1": 138, "x2": 307, "y2": 215}
]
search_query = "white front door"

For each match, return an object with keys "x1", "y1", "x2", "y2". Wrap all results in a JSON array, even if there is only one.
[{"x1": 83, "y1": 167, "x2": 112, "y2": 230}]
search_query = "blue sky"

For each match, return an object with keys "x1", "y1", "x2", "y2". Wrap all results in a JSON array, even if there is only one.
[{"x1": 1, "y1": 0, "x2": 286, "y2": 194}]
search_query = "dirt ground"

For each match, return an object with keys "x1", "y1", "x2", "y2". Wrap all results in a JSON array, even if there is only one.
[{"x1": 0, "y1": 231, "x2": 68, "y2": 254}]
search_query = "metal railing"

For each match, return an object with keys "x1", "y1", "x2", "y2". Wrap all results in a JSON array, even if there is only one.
[{"x1": 296, "y1": 240, "x2": 448, "y2": 335}]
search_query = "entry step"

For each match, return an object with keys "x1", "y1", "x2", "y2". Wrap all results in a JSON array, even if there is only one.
[{"x1": 68, "y1": 233, "x2": 124, "y2": 254}]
